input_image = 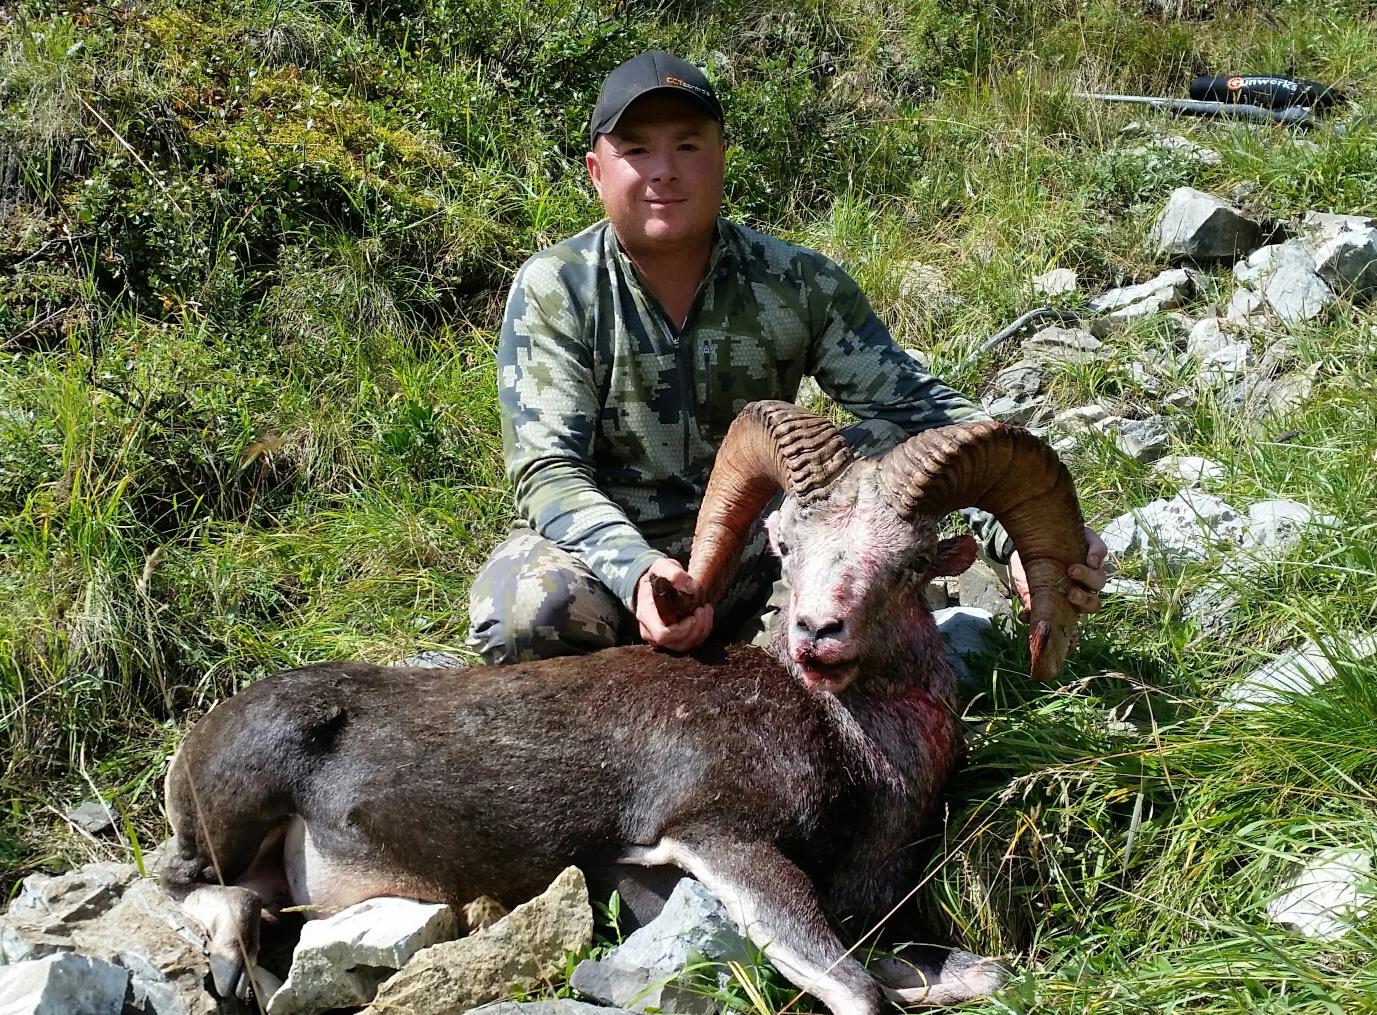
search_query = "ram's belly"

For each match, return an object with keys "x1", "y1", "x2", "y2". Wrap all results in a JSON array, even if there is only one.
[{"x1": 281, "y1": 815, "x2": 449, "y2": 916}]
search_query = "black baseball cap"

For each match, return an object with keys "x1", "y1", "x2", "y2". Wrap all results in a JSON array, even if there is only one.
[{"x1": 588, "y1": 51, "x2": 723, "y2": 146}]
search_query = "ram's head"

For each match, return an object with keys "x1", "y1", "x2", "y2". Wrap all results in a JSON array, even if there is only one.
[{"x1": 681, "y1": 401, "x2": 1087, "y2": 693}]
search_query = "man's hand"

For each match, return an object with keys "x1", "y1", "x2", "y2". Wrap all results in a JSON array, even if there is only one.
[
  {"x1": 1009, "y1": 525, "x2": 1108, "y2": 620},
  {"x1": 634, "y1": 558, "x2": 714, "y2": 652}
]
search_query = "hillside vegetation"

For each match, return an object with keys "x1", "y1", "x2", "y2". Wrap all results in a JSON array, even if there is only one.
[{"x1": 3, "y1": 0, "x2": 1377, "y2": 1010}]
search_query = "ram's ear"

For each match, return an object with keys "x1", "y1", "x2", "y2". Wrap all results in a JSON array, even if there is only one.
[{"x1": 931, "y1": 534, "x2": 979, "y2": 577}]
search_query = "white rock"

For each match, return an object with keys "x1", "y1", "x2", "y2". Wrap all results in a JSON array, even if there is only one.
[
  {"x1": 1199, "y1": 342, "x2": 1254, "y2": 383},
  {"x1": 1254, "y1": 334, "x2": 1297, "y2": 375},
  {"x1": 1126, "y1": 133, "x2": 1222, "y2": 166},
  {"x1": 1052, "y1": 403, "x2": 1116, "y2": 432},
  {"x1": 473, "y1": 1003, "x2": 636, "y2": 1015},
  {"x1": 1233, "y1": 366, "x2": 1318, "y2": 419},
  {"x1": 1185, "y1": 317, "x2": 1230, "y2": 359},
  {"x1": 1298, "y1": 211, "x2": 1376, "y2": 238},
  {"x1": 1241, "y1": 499, "x2": 1339, "y2": 554},
  {"x1": 1234, "y1": 241, "x2": 1302, "y2": 287},
  {"x1": 1033, "y1": 267, "x2": 1079, "y2": 296},
  {"x1": 4, "y1": 864, "x2": 135, "y2": 925},
  {"x1": 990, "y1": 360, "x2": 1045, "y2": 398},
  {"x1": 1113, "y1": 416, "x2": 1173, "y2": 463},
  {"x1": 1161, "y1": 311, "x2": 1196, "y2": 342},
  {"x1": 268, "y1": 898, "x2": 459, "y2": 1015},
  {"x1": 1088, "y1": 268, "x2": 1199, "y2": 316},
  {"x1": 1150, "y1": 188, "x2": 1262, "y2": 261},
  {"x1": 570, "y1": 878, "x2": 751, "y2": 1014},
  {"x1": 61, "y1": 801, "x2": 115, "y2": 835},
  {"x1": 1260, "y1": 263, "x2": 1334, "y2": 325},
  {"x1": 0, "y1": 953, "x2": 128, "y2": 1015},
  {"x1": 795, "y1": 375, "x2": 824, "y2": 409},
  {"x1": 1128, "y1": 361, "x2": 1168, "y2": 396},
  {"x1": 982, "y1": 394, "x2": 1045, "y2": 427},
  {"x1": 1099, "y1": 515, "x2": 1139, "y2": 558},
  {"x1": 924, "y1": 577, "x2": 955, "y2": 611},
  {"x1": 1150, "y1": 455, "x2": 1223, "y2": 487},
  {"x1": 1183, "y1": 500, "x2": 1340, "y2": 633},
  {"x1": 957, "y1": 560, "x2": 1014, "y2": 619},
  {"x1": 1234, "y1": 241, "x2": 1334, "y2": 323},
  {"x1": 1221, "y1": 632, "x2": 1377, "y2": 710},
  {"x1": 1298, "y1": 210, "x2": 1377, "y2": 235},
  {"x1": 1049, "y1": 433, "x2": 1078, "y2": 454},
  {"x1": 1102, "y1": 577, "x2": 1148, "y2": 600},
  {"x1": 1022, "y1": 325, "x2": 1103, "y2": 366},
  {"x1": 1107, "y1": 296, "x2": 1174, "y2": 321},
  {"x1": 934, "y1": 607, "x2": 996, "y2": 688},
  {"x1": 897, "y1": 261, "x2": 957, "y2": 307},
  {"x1": 1101, "y1": 489, "x2": 1245, "y2": 573},
  {"x1": 1163, "y1": 387, "x2": 1196, "y2": 411},
  {"x1": 1162, "y1": 134, "x2": 1222, "y2": 164},
  {"x1": 1306, "y1": 224, "x2": 1377, "y2": 300},
  {"x1": 1266, "y1": 847, "x2": 1374, "y2": 941},
  {"x1": 1111, "y1": 292, "x2": 1191, "y2": 321},
  {"x1": 369, "y1": 867, "x2": 592, "y2": 1015},
  {"x1": 0, "y1": 867, "x2": 216, "y2": 1015},
  {"x1": 1182, "y1": 577, "x2": 1242, "y2": 636},
  {"x1": 1224, "y1": 288, "x2": 1267, "y2": 325}
]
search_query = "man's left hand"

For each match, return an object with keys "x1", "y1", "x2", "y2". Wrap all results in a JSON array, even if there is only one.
[
  {"x1": 1009, "y1": 525, "x2": 1108, "y2": 619},
  {"x1": 634, "y1": 558, "x2": 714, "y2": 652}
]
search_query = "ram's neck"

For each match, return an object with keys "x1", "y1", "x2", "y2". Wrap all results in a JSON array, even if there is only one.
[
  {"x1": 765, "y1": 592, "x2": 963, "y2": 787},
  {"x1": 856, "y1": 597, "x2": 957, "y2": 701},
  {"x1": 847, "y1": 607, "x2": 962, "y2": 777}
]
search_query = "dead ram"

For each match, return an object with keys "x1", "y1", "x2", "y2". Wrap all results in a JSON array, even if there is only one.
[{"x1": 159, "y1": 400, "x2": 1087, "y2": 1015}]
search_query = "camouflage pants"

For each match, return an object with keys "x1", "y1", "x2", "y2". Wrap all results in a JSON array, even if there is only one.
[{"x1": 467, "y1": 418, "x2": 907, "y2": 665}]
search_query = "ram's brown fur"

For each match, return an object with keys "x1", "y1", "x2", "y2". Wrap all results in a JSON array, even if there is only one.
[{"x1": 160, "y1": 405, "x2": 1085, "y2": 1015}]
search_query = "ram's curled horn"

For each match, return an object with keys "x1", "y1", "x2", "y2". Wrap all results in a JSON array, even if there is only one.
[
  {"x1": 878, "y1": 420, "x2": 1087, "y2": 682},
  {"x1": 684, "y1": 400, "x2": 854, "y2": 609}
]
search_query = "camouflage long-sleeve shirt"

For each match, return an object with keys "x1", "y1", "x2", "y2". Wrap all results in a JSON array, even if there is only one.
[{"x1": 498, "y1": 218, "x2": 1008, "y2": 610}]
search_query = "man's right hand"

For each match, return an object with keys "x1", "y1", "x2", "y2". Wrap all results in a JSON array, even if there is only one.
[{"x1": 634, "y1": 558, "x2": 713, "y2": 652}]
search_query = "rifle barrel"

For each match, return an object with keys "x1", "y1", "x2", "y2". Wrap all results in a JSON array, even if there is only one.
[{"x1": 1075, "y1": 92, "x2": 1315, "y2": 126}]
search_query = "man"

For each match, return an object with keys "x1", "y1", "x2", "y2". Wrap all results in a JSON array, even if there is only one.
[{"x1": 469, "y1": 50, "x2": 1106, "y2": 665}]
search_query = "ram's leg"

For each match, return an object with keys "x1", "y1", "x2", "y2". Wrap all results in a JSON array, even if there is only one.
[
  {"x1": 622, "y1": 831, "x2": 883, "y2": 1015},
  {"x1": 175, "y1": 883, "x2": 261, "y2": 999},
  {"x1": 160, "y1": 755, "x2": 291, "y2": 1000},
  {"x1": 871, "y1": 948, "x2": 1009, "y2": 1007},
  {"x1": 162, "y1": 832, "x2": 286, "y2": 1001}
]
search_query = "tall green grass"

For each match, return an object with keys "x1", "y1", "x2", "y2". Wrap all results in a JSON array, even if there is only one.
[{"x1": 3, "y1": 0, "x2": 1377, "y2": 1010}]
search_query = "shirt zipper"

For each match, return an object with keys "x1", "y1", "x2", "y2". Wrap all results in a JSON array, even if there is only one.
[
  {"x1": 616, "y1": 227, "x2": 726, "y2": 470},
  {"x1": 675, "y1": 258, "x2": 723, "y2": 466}
]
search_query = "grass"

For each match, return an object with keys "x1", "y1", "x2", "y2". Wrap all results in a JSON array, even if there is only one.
[{"x1": 4, "y1": 0, "x2": 1377, "y2": 1010}]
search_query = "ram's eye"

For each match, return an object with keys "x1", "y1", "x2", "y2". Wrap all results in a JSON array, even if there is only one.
[
  {"x1": 908, "y1": 556, "x2": 931, "y2": 577},
  {"x1": 776, "y1": 541, "x2": 790, "y2": 559}
]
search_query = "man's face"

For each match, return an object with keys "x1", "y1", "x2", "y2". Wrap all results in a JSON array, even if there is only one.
[{"x1": 585, "y1": 93, "x2": 725, "y2": 257}]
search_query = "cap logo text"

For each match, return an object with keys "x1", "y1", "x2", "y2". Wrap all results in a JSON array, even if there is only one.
[{"x1": 664, "y1": 75, "x2": 711, "y2": 98}]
